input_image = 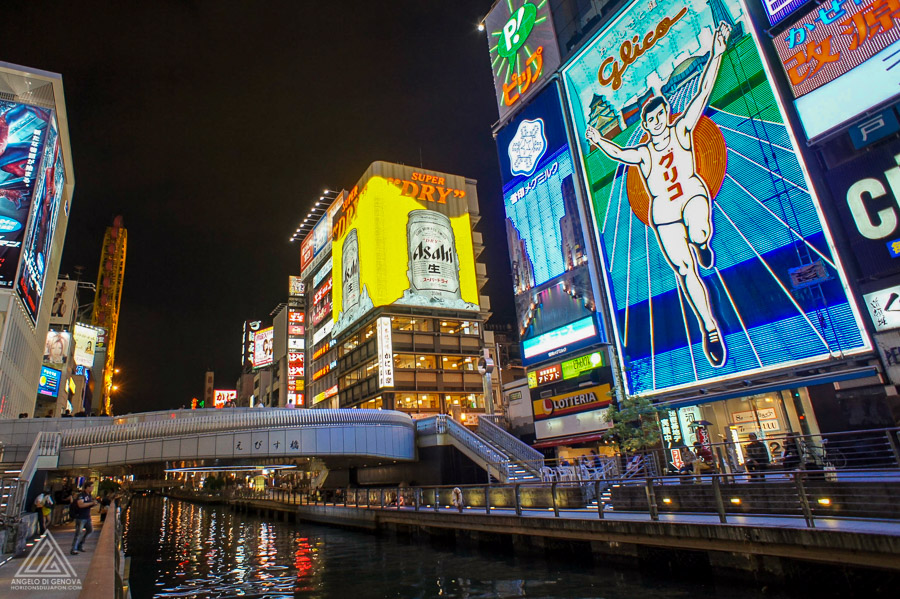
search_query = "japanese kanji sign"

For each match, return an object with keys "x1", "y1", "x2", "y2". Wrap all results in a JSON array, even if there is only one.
[{"x1": 774, "y1": 0, "x2": 900, "y2": 98}]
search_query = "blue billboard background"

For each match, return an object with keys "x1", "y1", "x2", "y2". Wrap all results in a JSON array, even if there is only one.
[
  {"x1": 497, "y1": 84, "x2": 606, "y2": 366},
  {"x1": 0, "y1": 101, "x2": 51, "y2": 288}
]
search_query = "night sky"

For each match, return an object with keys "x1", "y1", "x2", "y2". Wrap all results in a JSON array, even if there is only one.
[{"x1": 1, "y1": 1, "x2": 514, "y2": 414}]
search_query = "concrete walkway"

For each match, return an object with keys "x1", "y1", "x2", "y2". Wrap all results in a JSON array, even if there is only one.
[{"x1": 0, "y1": 513, "x2": 104, "y2": 598}]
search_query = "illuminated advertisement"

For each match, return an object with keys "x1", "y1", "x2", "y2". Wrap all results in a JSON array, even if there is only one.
[
  {"x1": 313, "y1": 384, "x2": 338, "y2": 405},
  {"x1": 863, "y1": 285, "x2": 900, "y2": 331},
  {"x1": 0, "y1": 101, "x2": 51, "y2": 288},
  {"x1": 289, "y1": 276, "x2": 305, "y2": 296},
  {"x1": 17, "y1": 116, "x2": 65, "y2": 324},
  {"x1": 563, "y1": 0, "x2": 869, "y2": 396},
  {"x1": 331, "y1": 162, "x2": 480, "y2": 336},
  {"x1": 773, "y1": 0, "x2": 900, "y2": 139},
  {"x1": 49, "y1": 279, "x2": 76, "y2": 326},
  {"x1": 497, "y1": 84, "x2": 606, "y2": 366},
  {"x1": 38, "y1": 365, "x2": 61, "y2": 397},
  {"x1": 73, "y1": 323, "x2": 99, "y2": 368},
  {"x1": 484, "y1": 0, "x2": 560, "y2": 121},
  {"x1": 43, "y1": 330, "x2": 71, "y2": 366},
  {"x1": 213, "y1": 389, "x2": 236, "y2": 408},
  {"x1": 311, "y1": 275, "x2": 333, "y2": 326},
  {"x1": 313, "y1": 320, "x2": 334, "y2": 345},
  {"x1": 253, "y1": 326, "x2": 274, "y2": 369},
  {"x1": 287, "y1": 307, "x2": 305, "y2": 404},
  {"x1": 242, "y1": 320, "x2": 262, "y2": 367},
  {"x1": 762, "y1": 0, "x2": 808, "y2": 26},
  {"x1": 300, "y1": 234, "x2": 314, "y2": 272},
  {"x1": 301, "y1": 193, "x2": 344, "y2": 273},
  {"x1": 532, "y1": 384, "x2": 612, "y2": 421},
  {"x1": 313, "y1": 261, "x2": 332, "y2": 289},
  {"x1": 377, "y1": 316, "x2": 394, "y2": 388},
  {"x1": 822, "y1": 136, "x2": 900, "y2": 279},
  {"x1": 527, "y1": 350, "x2": 607, "y2": 388}
]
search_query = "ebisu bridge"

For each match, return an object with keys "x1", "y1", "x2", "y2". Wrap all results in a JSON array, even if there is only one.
[{"x1": 2, "y1": 408, "x2": 900, "y2": 591}]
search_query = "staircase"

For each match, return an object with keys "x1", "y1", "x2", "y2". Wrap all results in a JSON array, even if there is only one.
[{"x1": 415, "y1": 415, "x2": 543, "y2": 483}]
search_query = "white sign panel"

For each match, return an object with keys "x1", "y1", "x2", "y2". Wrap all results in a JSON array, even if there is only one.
[
  {"x1": 875, "y1": 330, "x2": 900, "y2": 385},
  {"x1": 732, "y1": 407, "x2": 778, "y2": 424},
  {"x1": 313, "y1": 320, "x2": 334, "y2": 346},
  {"x1": 730, "y1": 420, "x2": 781, "y2": 435},
  {"x1": 377, "y1": 316, "x2": 394, "y2": 388},
  {"x1": 864, "y1": 286, "x2": 900, "y2": 332},
  {"x1": 253, "y1": 327, "x2": 274, "y2": 368},
  {"x1": 72, "y1": 324, "x2": 99, "y2": 368}
]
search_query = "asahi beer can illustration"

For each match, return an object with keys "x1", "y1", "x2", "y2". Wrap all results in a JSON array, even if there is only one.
[
  {"x1": 342, "y1": 229, "x2": 360, "y2": 309},
  {"x1": 406, "y1": 210, "x2": 461, "y2": 300}
]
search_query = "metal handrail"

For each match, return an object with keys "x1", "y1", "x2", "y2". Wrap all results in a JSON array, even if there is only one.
[
  {"x1": 476, "y1": 415, "x2": 543, "y2": 472},
  {"x1": 60, "y1": 409, "x2": 414, "y2": 447},
  {"x1": 421, "y1": 415, "x2": 511, "y2": 480}
]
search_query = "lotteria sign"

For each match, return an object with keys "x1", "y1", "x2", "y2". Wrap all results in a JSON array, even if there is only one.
[
  {"x1": 531, "y1": 384, "x2": 611, "y2": 421},
  {"x1": 484, "y1": 0, "x2": 561, "y2": 121}
]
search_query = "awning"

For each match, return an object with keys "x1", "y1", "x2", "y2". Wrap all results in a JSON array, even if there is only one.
[{"x1": 532, "y1": 430, "x2": 608, "y2": 449}]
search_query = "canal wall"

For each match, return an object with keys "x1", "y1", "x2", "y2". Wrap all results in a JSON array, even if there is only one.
[{"x1": 177, "y1": 494, "x2": 900, "y2": 593}]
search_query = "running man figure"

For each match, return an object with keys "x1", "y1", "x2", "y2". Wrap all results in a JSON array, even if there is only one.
[{"x1": 586, "y1": 21, "x2": 732, "y2": 368}]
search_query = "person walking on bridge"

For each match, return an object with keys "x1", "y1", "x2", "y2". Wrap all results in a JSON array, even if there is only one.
[{"x1": 70, "y1": 481, "x2": 97, "y2": 555}]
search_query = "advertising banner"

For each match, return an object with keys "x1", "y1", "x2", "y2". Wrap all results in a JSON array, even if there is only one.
[
  {"x1": 49, "y1": 279, "x2": 76, "y2": 326},
  {"x1": 242, "y1": 320, "x2": 262, "y2": 368},
  {"x1": 0, "y1": 101, "x2": 51, "y2": 288},
  {"x1": 563, "y1": 0, "x2": 869, "y2": 396},
  {"x1": 38, "y1": 365, "x2": 61, "y2": 397},
  {"x1": 331, "y1": 162, "x2": 480, "y2": 336},
  {"x1": 484, "y1": 0, "x2": 560, "y2": 121},
  {"x1": 377, "y1": 316, "x2": 394, "y2": 388},
  {"x1": 289, "y1": 276, "x2": 305, "y2": 296},
  {"x1": 253, "y1": 326, "x2": 274, "y2": 369},
  {"x1": 43, "y1": 330, "x2": 71, "y2": 366},
  {"x1": 863, "y1": 285, "x2": 900, "y2": 331},
  {"x1": 311, "y1": 275, "x2": 333, "y2": 326},
  {"x1": 300, "y1": 234, "x2": 314, "y2": 272},
  {"x1": 823, "y1": 136, "x2": 900, "y2": 279},
  {"x1": 17, "y1": 116, "x2": 64, "y2": 324},
  {"x1": 531, "y1": 384, "x2": 612, "y2": 421},
  {"x1": 213, "y1": 389, "x2": 236, "y2": 408},
  {"x1": 73, "y1": 324, "x2": 98, "y2": 368},
  {"x1": 773, "y1": 0, "x2": 900, "y2": 139},
  {"x1": 497, "y1": 84, "x2": 607, "y2": 367}
]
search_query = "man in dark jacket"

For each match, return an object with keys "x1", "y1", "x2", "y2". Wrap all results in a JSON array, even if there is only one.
[{"x1": 745, "y1": 433, "x2": 770, "y2": 481}]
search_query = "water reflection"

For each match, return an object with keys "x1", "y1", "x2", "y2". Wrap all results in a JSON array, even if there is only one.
[{"x1": 124, "y1": 495, "x2": 788, "y2": 599}]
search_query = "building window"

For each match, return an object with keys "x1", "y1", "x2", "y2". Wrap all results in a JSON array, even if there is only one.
[
  {"x1": 391, "y1": 316, "x2": 433, "y2": 332},
  {"x1": 359, "y1": 397, "x2": 383, "y2": 410},
  {"x1": 394, "y1": 354, "x2": 416, "y2": 369},
  {"x1": 441, "y1": 355, "x2": 476, "y2": 370}
]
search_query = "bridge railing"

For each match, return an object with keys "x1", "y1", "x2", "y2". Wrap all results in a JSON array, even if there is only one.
[
  {"x1": 327, "y1": 467, "x2": 900, "y2": 527},
  {"x1": 476, "y1": 415, "x2": 543, "y2": 473},
  {"x1": 60, "y1": 409, "x2": 414, "y2": 447},
  {"x1": 417, "y1": 415, "x2": 511, "y2": 481}
]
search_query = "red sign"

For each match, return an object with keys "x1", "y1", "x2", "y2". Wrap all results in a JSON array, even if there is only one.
[
  {"x1": 301, "y1": 234, "x2": 315, "y2": 271},
  {"x1": 535, "y1": 364, "x2": 562, "y2": 385},
  {"x1": 314, "y1": 276, "x2": 332, "y2": 305},
  {"x1": 774, "y1": 0, "x2": 900, "y2": 98},
  {"x1": 289, "y1": 310, "x2": 304, "y2": 324}
]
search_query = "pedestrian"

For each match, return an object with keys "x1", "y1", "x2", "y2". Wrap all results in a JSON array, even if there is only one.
[
  {"x1": 779, "y1": 433, "x2": 802, "y2": 471},
  {"x1": 589, "y1": 449, "x2": 603, "y2": 469},
  {"x1": 70, "y1": 481, "x2": 97, "y2": 555},
  {"x1": 33, "y1": 488, "x2": 52, "y2": 535},
  {"x1": 678, "y1": 445, "x2": 697, "y2": 482},
  {"x1": 744, "y1": 433, "x2": 770, "y2": 481}
]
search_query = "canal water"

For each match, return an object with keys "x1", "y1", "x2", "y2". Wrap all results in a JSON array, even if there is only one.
[{"x1": 124, "y1": 495, "x2": 791, "y2": 599}]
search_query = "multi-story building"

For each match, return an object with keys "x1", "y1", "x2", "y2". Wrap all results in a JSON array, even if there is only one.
[
  {"x1": 296, "y1": 162, "x2": 493, "y2": 418},
  {"x1": 0, "y1": 62, "x2": 75, "y2": 419}
]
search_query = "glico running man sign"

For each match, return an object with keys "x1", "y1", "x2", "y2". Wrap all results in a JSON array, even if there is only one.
[{"x1": 562, "y1": 0, "x2": 869, "y2": 396}]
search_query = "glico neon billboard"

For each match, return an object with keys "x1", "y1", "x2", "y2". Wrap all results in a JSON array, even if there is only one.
[{"x1": 562, "y1": 0, "x2": 869, "y2": 396}]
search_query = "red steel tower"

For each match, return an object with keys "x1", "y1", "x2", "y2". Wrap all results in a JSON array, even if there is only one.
[{"x1": 91, "y1": 216, "x2": 127, "y2": 414}]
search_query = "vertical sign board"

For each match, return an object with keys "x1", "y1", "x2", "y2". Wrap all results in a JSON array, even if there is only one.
[
  {"x1": 772, "y1": 0, "x2": 900, "y2": 140},
  {"x1": 287, "y1": 309, "x2": 305, "y2": 405},
  {"x1": 496, "y1": 84, "x2": 607, "y2": 367},
  {"x1": 49, "y1": 279, "x2": 77, "y2": 326},
  {"x1": 484, "y1": 0, "x2": 561, "y2": 122},
  {"x1": 17, "y1": 116, "x2": 65, "y2": 324},
  {"x1": 823, "y1": 137, "x2": 900, "y2": 279},
  {"x1": 562, "y1": 0, "x2": 869, "y2": 397},
  {"x1": 242, "y1": 320, "x2": 261, "y2": 368},
  {"x1": 253, "y1": 327, "x2": 274, "y2": 369},
  {"x1": 377, "y1": 316, "x2": 394, "y2": 388}
]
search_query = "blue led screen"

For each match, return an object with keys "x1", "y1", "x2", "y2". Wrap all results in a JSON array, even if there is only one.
[
  {"x1": 497, "y1": 84, "x2": 606, "y2": 366},
  {"x1": 563, "y1": 0, "x2": 869, "y2": 395},
  {"x1": 38, "y1": 365, "x2": 61, "y2": 397}
]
